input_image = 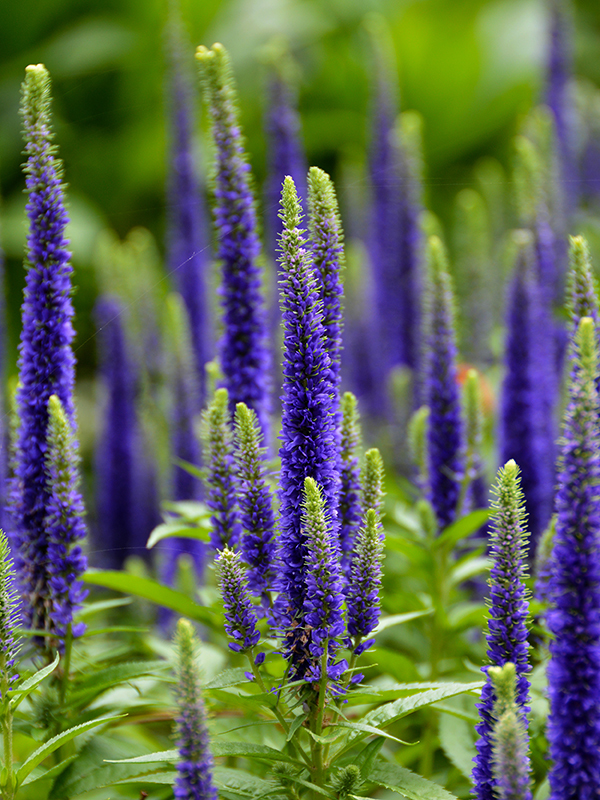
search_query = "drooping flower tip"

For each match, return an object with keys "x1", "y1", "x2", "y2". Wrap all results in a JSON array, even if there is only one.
[
  {"x1": 302, "y1": 477, "x2": 345, "y2": 659},
  {"x1": 201, "y1": 388, "x2": 240, "y2": 550},
  {"x1": 44, "y1": 394, "x2": 88, "y2": 640},
  {"x1": 346, "y1": 507, "x2": 385, "y2": 649},
  {"x1": 233, "y1": 402, "x2": 276, "y2": 599},
  {"x1": 0, "y1": 530, "x2": 20, "y2": 685},
  {"x1": 174, "y1": 618, "x2": 218, "y2": 800},
  {"x1": 489, "y1": 663, "x2": 532, "y2": 800},
  {"x1": 217, "y1": 546, "x2": 260, "y2": 653},
  {"x1": 362, "y1": 448, "x2": 384, "y2": 517}
]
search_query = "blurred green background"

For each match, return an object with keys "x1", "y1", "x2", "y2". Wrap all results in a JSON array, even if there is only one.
[{"x1": 1, "y1": 0, "x2": 599, "y2": 387}]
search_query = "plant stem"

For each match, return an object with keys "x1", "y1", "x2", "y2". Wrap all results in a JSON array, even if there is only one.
[
  {"x1": 59, "y1": 624, "x2": 72, "y2": 706},
  {"x1": 312, "y1": 647, "x2": 329, "y2": 790},
  {"x1": 1, "y1": 655, "x2": 15, "y2": 800}
]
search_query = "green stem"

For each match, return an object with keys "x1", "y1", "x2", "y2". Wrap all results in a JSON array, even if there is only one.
[
  {"x1": 59, "y1": 624, "x2": 73, "y2": 707},
  {"x1": 312, "y1": 647, "x2": 329, "y2": 790},
  {"x1": 456, "y1": 450, "x2": 475, "y2": 518},
  {"x1": 245, "y1": 652, "x2": 311, "y2": 769},
  {"x1": 1, "y1": 656, "x2": 15, "y2": 800}
]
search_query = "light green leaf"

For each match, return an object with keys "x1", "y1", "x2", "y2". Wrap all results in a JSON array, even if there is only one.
[
  {"x1": 67, "y1": 661, "x2": 169, "y2": 706},
  {"x1": 371, "y1": 761, "x2": 459, "y2": 800},
  {"x1": 16, "y1": 714, "x2": 125, "y2": 784},
  {"x1": 83, "y1": 570, "x2": 218, "y2": 627},
  {"x1": 75, "y1": 597, "x2": 133, "y2": 619},
  {"x1": 438, "y1": 712, "x2": 476, "y2": 779},
  {"x1": 331, "y1": 721, "x2": 413, "y2": 746},
  {"x1": 106, "y1": 750, "x2": 178, "y2": 765},
  {"x1": 373, "y1": 609, "x2": 433, "y2": 635},
  {"x1": 345, "y1": 682, "x2": 483, "y2": 746},
  {"x1": 434, "y1": 510, "x2": 489, "y2": 551},
  {"x1": 114, "y1": 771, "x2": 177, "y2": 785},
  {"x1": 11, "y1": 653, "x2": 60, "y2": 710},
  {"x1": 20, "y1": 755, "x2": 78, "y2": 786},
  {"x1": 204, "y1": 668, "x2": 251, "y2": 691},
  {"x1": 211, "y1": 741, "x2": 301, "y2": 765},
  {"x1": 449, "y1": 556, "x2": 490, "y2": 587},
  {"x1": 146, "y1": 523, "x2": 210, "y2": 550},
  {"x1": 215, "y1": 766, "x2": 278, "y2": 797}
]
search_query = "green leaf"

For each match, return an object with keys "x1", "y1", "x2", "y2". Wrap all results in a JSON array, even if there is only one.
[
  {"x1": 373, "y1": 609, "x2": 433, "y2": 635},
  {"x1": 83, "y1": 569, "x2": 218, "y2": 627},
  {"x1": 211, "y1": 741, "x2": 301, "y2": 765},
  {"x1": 353, "y1": 737, "x2": 385, "y2": 779},
  {"x1": 204, "y1": 668, "x2": 251, "y2": 690},
  {"x1": 344, "y1": 682, "x2": 483, "y2": 746},
  {"x1": 208, "y1": 688, "x2": 277, "y2": 711},
  {"x1": 331, "y1": 721, "x2": 413, "y2": 746},
  {"x1": 370, "y1": 761, "x2": 459, "y2": 800},
  {"x1": 66, "y1": 661, "x2": 169, "y2": 706},
  {"x1": 146, "y1": 522, "x2": 210, "y2": 550},
  {"x1": 449, "y1": 556, "x2": 490, "y2": 587},
  {"x1": 16, "y1": 714, "x2": 125, "y2": 785},
  {"x1": 214, "y1": 766, "x2": 278, "y2": 797},
  {"x1": 438, "y1": 712, "x2": 476, "y2": 779},
  {"x1": 434, "y1": 510, "x2": 489, "y2": 551},
  {"x1": 11, "y1": 653, "x2": 60, "y2": 710},
  {"x1": 106, "y1": 750, "x2": 178, "y2": 765},
  {"x1": 75, "y1": 597, "x2": 133, "y2": 619},
  {"x1": 113, "y1": 771, "x2": 177, "y2": 785},
  {"x1": 21, "y1": 755, "x2": 78, "y2": 786},
  {"x1": 287, "y1": 712, "x2": 307, "y2": 742}
]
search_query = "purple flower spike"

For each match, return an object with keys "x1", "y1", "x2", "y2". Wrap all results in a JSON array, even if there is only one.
[
  {"x1": 500, "y1": 231, "x2": 555, "y2": 556},
  {"x1": 545, "y1": 0, "x2": 577, "y2": 215},
  {"x1": 423, "y1": 235, "x2": 464, "y2": 532},
  {"x1": 94, "y1": 296, "x2": 140, "y2": 569},
  {"x1": 566, "y1": 234, "x2": 599, "y2": 332},
  {"x1": 201, "y1": 388, "x2": 241, "y2": 550},
  {"x1": 264, "y1": 63, "x2": 306, "y2": 257},
  {"x1": 174, "y1": 619, "x2": 218, "y2": 800},
  {"x1": 546, "y1": 317, "x2": 600, "y2": 800},
  {"x1": 276, "y1": 175, "x2": 340, "y2": 677},
  {"x1": 43, "y1": 395, "x2": 88, "y2": 643},
  {"x1": 196, "y1": 43, "x2": 270, "y2": 433},
  {"x1": 217, "y1": 546, "x2": 260, "y2": 653},
  {"x1": 346, "y1": 508, "x2": 384, "y2": 651},
  {"x1": 233, "y1": 402, "x2": 276, "y2": 602},
  {"x1": 167, "y1": 23, "x2": 210, "y2": 401},
  {"x1": 339, "y1": 392, "x2": 363, "y2": 574},
  {"x1": 472, "y1": 460, "x2": 531, "y2": 800},
  {"x1": 11, "y1": 65, "x2": 77, "y2": 634},
  {"x1": 302, "y1": 477, "x2": 345, "y2": 681},
  {"x1": 0, "y1": 531, "x2": 20, "y2": 692},
  {"x1": 161, "y1": 294, "x2": 205, "y2": 590}
]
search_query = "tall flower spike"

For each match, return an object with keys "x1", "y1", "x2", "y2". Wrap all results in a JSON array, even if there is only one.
[
  {"x1": 463, "y1": 368, "x2": 487, "y2": 514},
  {"x1": 423, "y1": 235, "x2": 464, "y2": 532},
  {"x1": 489, "y1": 664, "x2": 532, "y2": 800},
  {"x1": 174, "y1": 619, "x2": 218, "y2": 800},
  {"x1": 545, "y1": 0, "x2": 577, "y2": 215},
  {"x1": 408, "y1": 405, "x2": 430, "y2": 494},
  {"x1": 534, "y1": 515, "x2": 556, "y2": 602},
  {"x1": 0, "y1": 530, "x2": 20, "y2": 693},
  {"x1": 566, "y1": 234, "x2": 599, "y2": 330},
  {"x1": 94, "y1": 296, "x2": 140, "y2": 569},
  {"x1": 346, "y1": 508, "x2": 385, "y2": 655},
  {"x1": 161, "y1": 294, "x2": 205, "y2": 591},
  {"x1": 302, "y1": 477, "x2": 346, "y2": 682},
  {"x1": 264, "y1": 57, "x2": 306, "y2": 258},
  {"x1": 201, "y1": 388, "x2": 240, "y2": 550},
  {"x1": 233, "y1": 402, "x2": 276, "y2": 601},
  {"x1": 44, "y1": 395, "x2": 87, "y2": 641},
  {"x1": 166, "y1": 19, "x2": 210, "y2": 401},
  {"x1": 339, "y1": 392, "x2": 363, "y2": 574},
  {"x1": 472, "y1": 460, "x2": 531, "y2": 800},
  {"x1": 276, "y1": 176, "x2": 340, "y2": 676},
  {"x1": 546, "y1": 316, "x2": 600, "y2": 799},
  {"x1": 217, "y1": 546, "x2": 260, "y2": 653},
  {"x1": 362, "y1": 448, "x2": 384, "y2": 519},
  {"x1": 12, "y1": 65, "x2": 77, "y2": 632},
  {"x1": 307, "y1": 166, "x2": 345, "y2": 395},
  {"x1": 196, "y1": 43, "x2": 270, "y2": 432},
  {"x1": 500, "y1": 230, "x2": 555, "y2": 555}
]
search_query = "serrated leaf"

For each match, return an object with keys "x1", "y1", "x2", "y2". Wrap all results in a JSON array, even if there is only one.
[
  {"x1": 16, "y1": 714, "x2": 125, "y2": 784},
  {"x1": 11, "y1": 653, "x2": 60, "y2": 710},
  {"x1": 113, "y1": 770, "x2": 177, "y2": 785},
  {"x1": 352, "y1": 736, "x2": 385, "y2": 779},
  {"x1": 370, "y1": 762, "x2": 459, "y2": 800},
  {"x1": 106, "y1": 750, "x2": 178, "y2": 765},
  {"x1": 204, "y1": 668, "x2": 251, "y2": 691},
  {"x1": 82, "y1": 569, "x2": 218, "y2": 627},
  {"x1": 438, "y1": 712, "x2": 476, "y2": 779},
  {"x1": 332, "y1": 720, "x2": 413, "y2": 746},
  {"x1": 21, "y1": 754, "x2": 78, "y2": 786},
  {"x1": 211, "y1": 741, "x2": 301, "y2": 765},
  {"x1": 66, "y1": 660, "x2": 169, "y2": 705},
  {"x1": 373, "y1": 609, "x2": 433, "y2": 635},
  {"x1": 215, "y1": 766, "x2": 278, "y2": 797},
  {"x1": 344, "y1": 682, "x2": 483, "y2": 747}
]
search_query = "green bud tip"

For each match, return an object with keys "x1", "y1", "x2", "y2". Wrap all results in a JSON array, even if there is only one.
[
  {"x1": 280, "y1": 175, "x2": 301, "y2": 231},
  {"x1": 488, "y1": 661, "x2": 518, "y2": 718}
]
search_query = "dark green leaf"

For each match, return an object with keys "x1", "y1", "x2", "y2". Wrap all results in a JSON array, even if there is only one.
[{"x1": 370, "y1": 762, "x2": 459, "y2": 799}]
